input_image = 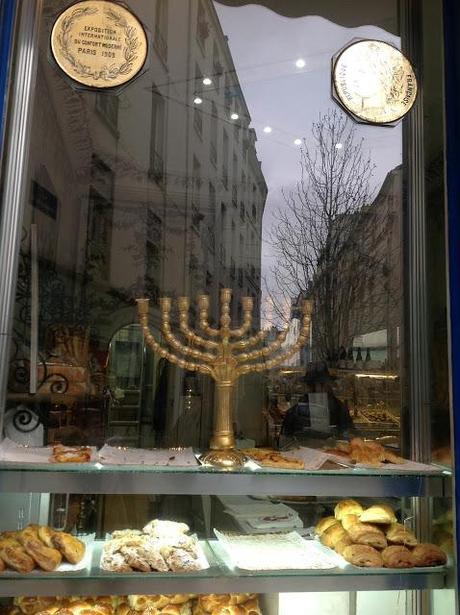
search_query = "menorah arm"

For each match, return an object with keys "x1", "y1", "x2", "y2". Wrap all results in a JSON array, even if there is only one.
[
  {"x1": 229, "y1": 313, "x2": 252, "y2": 338},
  {"x1": 237, "y1": 320, "x2": 310, "y2": 375},
  {"x1": 137, "y1": 299, "x2": 211, "y2": 375},
  {"x1": 197, "y1": 295, "x2": 221, "y2": 337},
  {"x1": 230, "y1": 329, "x2": 267, "y2": 350},
  {"x1": 179, "y1": 317, "x2": 219, "y2": 350},
  {"x1": 235, "y1": 327, "x2": 288, "y2": 363},
  {"x1": 162, "y1": 322, "x2": 216, "y2": 363}
]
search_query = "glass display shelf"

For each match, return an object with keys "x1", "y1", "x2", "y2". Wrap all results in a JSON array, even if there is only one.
[
  {"x1": 0, "y1": 461, "x2": 451, "y2": 496},
  {"x1": 0, "y1": 541, "x2": 449, "y2": 597}
]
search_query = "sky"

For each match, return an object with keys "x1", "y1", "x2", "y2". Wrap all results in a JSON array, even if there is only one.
[{"x1": 214, "y1": 2, "x2": 402, "y2": 323}]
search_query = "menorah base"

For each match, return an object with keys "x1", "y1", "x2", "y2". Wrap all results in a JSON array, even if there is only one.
[{"x1": 200, "y1": 448, "x2": 247, "y2": 468}]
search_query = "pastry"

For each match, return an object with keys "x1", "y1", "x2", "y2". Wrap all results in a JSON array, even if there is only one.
[
  {"x1": 212, "y1": 608, "x2": 245, "y2": 615},
  {"x1": 359, "y1": 504, "x2": 397, "y2": 524},
  {"x1": 163, "y1": 547, "x2": 202, "y2": 572},
  {"x1": 341, "y1": 514, "x2": 360, "y2": 532},
  {"x1": 168, "y1": 597, "x2": 196, "y2": 605},
  {"x1": 17, "y1": 526, "x2": 62, "y2": 571},
  {"x1": 334, "y1": 535, "x2": 353, "y2": 555},
  {"x1": 101, "y1": 551, "x2": 133, "y2": 573},
  {"x1": 346, "y1": 522, "x2": 387, "y2": 549},
  {"x1": 240, "y1": 599, "x2": 262, "y2": 615},
  {"x1": 0, "y1": 537, "x2": 40, "y2": 573},
  {"x1": 198, "y1": 596, "x2": 230, "y2": 613},
  {"x1": 334, "y1": 499, "x2": 364, "y2": 520},
  {"x1": 0, "y1": 556, "x2": 5, "y2": 571},
  {"x1": 386, "y1": 523, "x2": 418, "y2": 547},
  {"x1": 128, "y1": 597, "x2": 170, "y2": 611},
  {"x1": 37, "y1": 526, "x2": 56, "y2": 548},
  {"x1": 160, "y1": 605, "x2": 191, "y2": 615},
  {"x1": 50, "y1": 444, "x2": 92, "y2": 463},
  {"x1": 51, "y1": 531, "x2": 85, "y2": 564},
  {"x1": 143, "y1": 520, "x2": 190, "y2": 537},
  {"x1": 320, "y1": 524, "x2": 348, "y2": 550},
  {"x1": 240, "y1": 448, "x2": 303, "y2": 469},
  {"x1": 382, "y1": 545, "x2": 413, "y2": 568},
  {"x1": 342, "y1": 544, "x2": 383, "y2": 567},
  {"x1": 227, "y1": 596, "x2": 256, "y2": 606},
  {"x1": 14, "y1": 598, "x2": 58, "y2": 615},
  {"x1": 411, "y1": 543, "x2": 447, "y2": 567},
  {"x1": 315, "y1": 516, "x2": 337, "y2": 536}
]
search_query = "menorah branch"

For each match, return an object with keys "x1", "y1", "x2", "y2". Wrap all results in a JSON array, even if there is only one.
[{"x1": 236, "y1": 327, "x2": 288, "y2": 363}]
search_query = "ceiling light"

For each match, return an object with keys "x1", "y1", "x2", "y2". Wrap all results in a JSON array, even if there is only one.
[
  {"x1": 335, "y1": 142, "x2": 343, "y2": 149},
  {"x1": 294, "y1": 138, "x2": 302, "y2": 146},
  {"x1": 295, "y1": 58, "x2": 306, "y2": 69},
  {"x1": 193, "y1": 96, "x2": 203, "y2": 105},
  {"x1": 231, "y1": 112, "x2": 239, "y2": 120},
  {"x1": 263, "y1": 126, "x2": 272, "y2": 134},
  {"x1": 203, "y1": 77, "x2": 212, "y2": 85}
]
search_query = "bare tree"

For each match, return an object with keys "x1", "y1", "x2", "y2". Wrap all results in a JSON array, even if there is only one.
[{"x1": 267, "y1": 108, "x2": 389, "y2": 361}]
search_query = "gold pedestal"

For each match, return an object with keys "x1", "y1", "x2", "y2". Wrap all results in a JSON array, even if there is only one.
[{"x1": 199, "y1": 448, "x2": 247, "y2": 468}]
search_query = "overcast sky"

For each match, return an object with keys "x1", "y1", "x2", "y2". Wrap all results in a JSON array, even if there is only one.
[{"x1": 214, "y1": 3, "x2": 402, "y2": 322}]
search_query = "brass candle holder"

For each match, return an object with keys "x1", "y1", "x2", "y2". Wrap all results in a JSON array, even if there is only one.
[{"x1": 137, "y1": 289, "x2": 312, "y2": 468}]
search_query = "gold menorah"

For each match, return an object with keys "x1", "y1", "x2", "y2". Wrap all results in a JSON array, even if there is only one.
[{"x1": 137, "y1": 289, "x2": 312, "y2": 467}]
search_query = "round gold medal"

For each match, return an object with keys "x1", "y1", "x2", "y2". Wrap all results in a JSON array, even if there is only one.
[
  {"x1": 51, "y1": 1, "x2": 148, "y2": 89},
  {"x1": 333, "y1": 40, "x2": 417, "y2": 124}
]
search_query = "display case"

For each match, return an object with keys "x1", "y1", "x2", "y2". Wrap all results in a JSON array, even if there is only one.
[{"x1": 0, "y1": 0, "x2": 457, "y2": 614}]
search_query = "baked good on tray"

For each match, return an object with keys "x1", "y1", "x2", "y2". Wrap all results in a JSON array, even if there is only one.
[
  {"x1": 314, "y1": 516, "x2": 337, "y2": 536},
  {"x1": 346, "y1": 522, "x2": 387, "y2": 549},
  {"x1": 240, "y1": 448, "x2": 303, "y2": 469},
  {"x1": 411, "y1": 543, "x2": 447, "y2": 567},
  {"x1": 324, "y1": 438, "x2": 405, "y2": 466},
  {"x1": 49, "y1": 444, "x2": 92, "y2": 463},
  {"x1": 334, "y1": 499, "x2": 364, "y2": 520},
  {"x1": 382, "y1": 545, "x2": 413, "y2": 568},
  {"x1": 342, "y1": 544, "x2": 383, "y2": 567},
  {"x1": 100, "y1": 519, "x2": 206, "y2": 573},
  {"x1": 386, "y1": 523, "x2": 418, "y2": 546},
  {"x1": 359, "y1": 504, "x2": 397, "y2": 525}
]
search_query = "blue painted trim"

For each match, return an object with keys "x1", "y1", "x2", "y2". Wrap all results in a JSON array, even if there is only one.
[
  {"x1": 0, "y1": 0, "x2": 15, "y2": 153},
  {"x1": 444, "y1": 0, "x2": 460, "y2": 598}
]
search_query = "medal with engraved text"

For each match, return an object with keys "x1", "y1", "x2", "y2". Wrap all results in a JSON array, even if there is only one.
[
  {"x1": 51, "y1": 1, "x2": 148, "y2": 89},
  {"x1": 333, "y1": 40, "x2": 417, "y2": 124}
]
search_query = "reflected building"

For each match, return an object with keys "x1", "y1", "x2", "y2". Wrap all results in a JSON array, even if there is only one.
[{"x1": 10, "y1": 0, "x2": 267, "y2": 447}]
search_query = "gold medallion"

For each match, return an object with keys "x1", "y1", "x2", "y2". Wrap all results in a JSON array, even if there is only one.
[
  {"x1": 333, "y1": 40, "x2": 417, "y2": 124},
  {"x1": 51, "y1": 1, "x2": 148, "y2": 89}
]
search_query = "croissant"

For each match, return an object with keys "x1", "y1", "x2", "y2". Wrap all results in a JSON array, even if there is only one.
[
  {"x1": 359, "y1": 504, "x2": 397, "y2": 525},
  {"x1": 334, "y1": 499, "x2": 364, "y2": 520},
  {"x1": 382, "y1": 545, "x2": 413, "y2": 568},
  {"x1": 18, "y1": 527, "x2": 62, "y2": 571},
  {"x1": 386, "y1": 523, "x2": 418, "y2": 547},
  {"x1": 315, "y1": 516, "x2": 338, "y2": 536},
  {"x1": 411, "y1": 543, "x2": 447, "y2": 567},
  {"x1": 0, "y1": 537, "x2": 36, "y2": 573},
  {"x1": 347, "y1": 522, "x2": 387, "y2": 549},
  {"x1": 51, "y1": 532, "x2": 85, "y2": 564},
  {"x1": 320, "y1": 523, "x2": 349, "y2": 549},
  {"x1": 342, "y1": 544, "x2": 383, "y2": 567},
  {"x1": 168, "y1": 596, "x2": 196, "y2": 606}
]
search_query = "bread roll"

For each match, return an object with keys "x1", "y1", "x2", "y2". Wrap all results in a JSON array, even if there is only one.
[
  {"x1": 341, "y1": 514, "x2": 359, "y2": 532},
  {"x1": 382, "y1": 545, "x2": 413, "y2": 568},
  {"x1": 320, "y1": 524, "x2": 348, "y2": 549},
  {"x1": 334, "y1": 499, "x2": 364, "y2": 520},
  {"x1": 37, "y1": 526, "x2": 56, "y2": 548},
  {"x1": 198, "y1": 596, "x2": 230, "y2": 613},
  {"x1": 342, "y1": 544, "x2": 383, "y2": 567},
  {"x1": 51, "y1": 532, "x2": 85, "y2": 565},
  {"x1": 411, "y1": 543, "x2": 447, "y2": 567},
  {"x1": 359, "y1": 504, "x2": 397, "y2": 524},
  {"x1": 168, "y1": 597, "x2": 196, "y2": 606},
  {"x1": 347, "y1": 522, "x2": 387, "y2": 549},
  {"x1": 315, "y1": 516, "x2": 338, "y2": 536},
  {"x1": 386, "y1": 523, "x2": 417, "y2": 547}
]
